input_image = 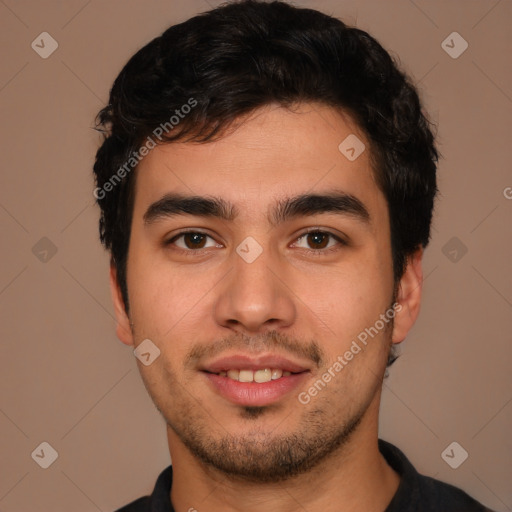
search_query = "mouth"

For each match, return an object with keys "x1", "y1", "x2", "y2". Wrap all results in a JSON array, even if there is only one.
[
  {"x1": 204, "y1": 368, "x2": 299, "y2": 383},
  {"x1": 200, "y1": 354, "x2": 311, "y2": 406}
]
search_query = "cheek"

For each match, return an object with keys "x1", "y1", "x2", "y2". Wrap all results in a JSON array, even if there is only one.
[
  {"x1": 294, "y1": 268, "x2": 392, "y2": 389},
  {"x1": 294, "y1": 252, "x2": 391, "y2": 335},
  {"x1": 126, "y1": 245, "x2": 219, "y2": 343}
]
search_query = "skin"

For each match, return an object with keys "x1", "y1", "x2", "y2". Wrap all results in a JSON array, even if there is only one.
[{"x1": 110, "y1": 103, "x2": 423, "y2": 512}]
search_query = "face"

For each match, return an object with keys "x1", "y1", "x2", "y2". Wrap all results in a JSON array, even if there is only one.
[{"x1": 111, "y1": 103, "x2": 422, "y2": 482}]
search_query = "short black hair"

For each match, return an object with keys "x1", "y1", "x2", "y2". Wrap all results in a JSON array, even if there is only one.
[{"x1": 93, "y1": 0, "x2": 438, "y2": 327}]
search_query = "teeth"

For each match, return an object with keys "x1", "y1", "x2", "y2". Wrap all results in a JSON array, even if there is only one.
[
  {"x1": 227, "y1": 369, "x2": 240, "y2": 380},
  {"x1": 220, "y1": 368, "x2": 293, "y2": 382},
  {"x1": 254, "y1": 369, "x2": 272, "y2": 383},
  {"x1": 239, "y1": 370, "x2": 253, "y2": 382},
  {"x1": 271, "y1": 369, "x2": 283, "y2": 380}
]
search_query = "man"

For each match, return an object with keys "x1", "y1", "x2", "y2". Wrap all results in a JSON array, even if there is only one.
[{"x1": 93, "y1": 1, "x2": 494, "y2": 510}]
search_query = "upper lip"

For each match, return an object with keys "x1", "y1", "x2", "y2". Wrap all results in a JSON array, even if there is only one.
[{"x1": 201, "y1": 354, "x2": 311, "y2": 374}]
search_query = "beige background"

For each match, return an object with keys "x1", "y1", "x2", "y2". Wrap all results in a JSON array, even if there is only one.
[{"x1": 0, "y1": 0, "x2": 511, "y2": 510}]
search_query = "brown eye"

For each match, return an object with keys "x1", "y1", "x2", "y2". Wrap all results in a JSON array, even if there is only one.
[
  {"x1": 306, "y1": 232, "x2": 330, "y2": 249},
  {"x1": 182, "y1": 233, "x2": 207, "y2": 249},
  {"x1": 167, "y1": 232, "x2": 219, "y2": 250},
  {"x1": 292, "y1": 231, "x2": 345, "y2": 252}
]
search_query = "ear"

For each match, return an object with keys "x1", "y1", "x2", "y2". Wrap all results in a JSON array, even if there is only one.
[
  {"x1": 391, "y1": 248, "x2": 423, "y2": 344},
  {"x1": 109, "y1": 263, "x2": 134, "y2": 346}
]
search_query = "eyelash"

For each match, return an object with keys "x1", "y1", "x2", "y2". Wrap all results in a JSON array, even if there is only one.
[{"x1": 164, "y1": 229, "x2": 347, "y2": 257}]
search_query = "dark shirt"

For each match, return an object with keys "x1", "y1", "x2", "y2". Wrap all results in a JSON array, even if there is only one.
[{"x1": 115, "y1": 439, "x2": 494, "y2": 511}]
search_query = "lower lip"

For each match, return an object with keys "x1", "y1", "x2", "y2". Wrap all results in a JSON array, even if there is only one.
[{"x1": 203, "y1": 371, "x2": 310, "y2": 407}]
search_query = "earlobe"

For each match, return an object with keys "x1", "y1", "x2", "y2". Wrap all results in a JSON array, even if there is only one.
[
  {"x1": 109, "y1": 263, "x2": 134, "y2": 346},
  {"x1": 391, "y1": 248, "x2": 424, "y2": 344}
]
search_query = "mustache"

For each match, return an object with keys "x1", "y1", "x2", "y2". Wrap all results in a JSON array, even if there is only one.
[{"x1": 184, "y1": 330, "x2": 325, "y2": 370}]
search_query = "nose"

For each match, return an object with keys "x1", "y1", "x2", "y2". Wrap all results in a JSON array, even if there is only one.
[{"x1": 213, "y1": 243, "x2": 297, "y2": 334}]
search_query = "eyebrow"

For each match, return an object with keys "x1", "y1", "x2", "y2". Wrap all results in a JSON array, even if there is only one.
[{"x1": 143, "y1": 191, "x2": 370, "y2": 227}]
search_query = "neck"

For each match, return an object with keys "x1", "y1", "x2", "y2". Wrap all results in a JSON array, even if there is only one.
[{"x1": 168, "y1": 395, "x2": 399, "y2": 512}]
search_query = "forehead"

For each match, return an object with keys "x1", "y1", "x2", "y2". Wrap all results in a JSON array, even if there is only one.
[{"x1": 132, "y1": 103, "x2": 385, "y2": 220}]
